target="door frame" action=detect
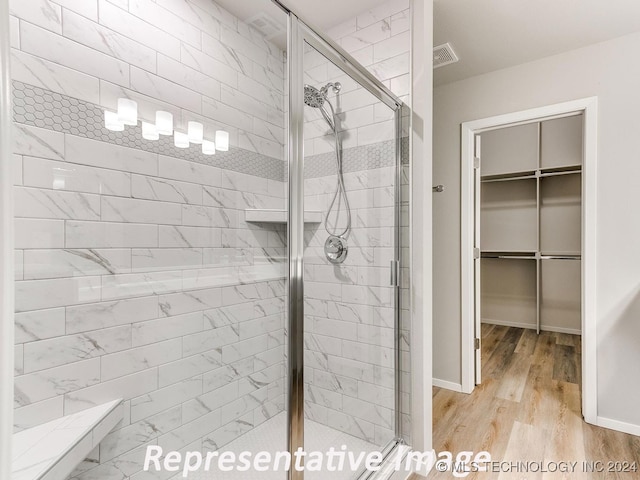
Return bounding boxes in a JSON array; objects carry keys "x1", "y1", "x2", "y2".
[{"x1": 460, "y1": 97, "x2": 598, "y2": 425}]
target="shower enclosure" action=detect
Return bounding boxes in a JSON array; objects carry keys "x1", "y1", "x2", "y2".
[{"x1": 6, "y1": 0, "x2": 409, "y2": 478}]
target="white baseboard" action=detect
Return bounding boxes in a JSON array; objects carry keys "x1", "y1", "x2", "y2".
[
  {"x1": 596, "y1": 416, "x2": 640, "y2": 437},
  {"x1": 433, "y1": 378, "x2": 464, "y2": 392},
  {"x1": 482, "y1": 318, "x2": 581, "y2": 336}
]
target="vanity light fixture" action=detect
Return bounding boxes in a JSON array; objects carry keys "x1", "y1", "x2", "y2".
[
  {"x1": 142, "y1": 122, "x2": 159, "y2": 141},
  {"x1": 188, "y1": 121, "x2": 204, "y2": 144},
  {"x1": 104, "y1": 110, "x2": 124, "y2": 131},
  {"x1": 156, "y1": 111, "x2": 174, "y2": 136},
  {"x1": 174, "y1": 131, "x2": 190, "y2": 149},
  {"x1": 202, "y1": 140, "x2": 216, "y2": 155},
  {"x1": 117, "y1": 98, "x2": 138, "y2": 126},
  {"x1": 215, "y1": 130, "x2": 229, "y2": 151}
]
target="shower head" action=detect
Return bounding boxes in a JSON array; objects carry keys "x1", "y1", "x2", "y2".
[
  {"x1": 304, "y1": 84, "x2": 325, "y2": 108},
  {"x1": 304, "y1": 82, "x2": 342, "y2": 109}
]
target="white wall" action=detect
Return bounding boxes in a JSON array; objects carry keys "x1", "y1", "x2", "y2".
[{"x1": 433, "y1": 30, "x2": 640, "y2": 430}]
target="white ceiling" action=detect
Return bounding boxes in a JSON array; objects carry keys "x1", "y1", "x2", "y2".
[{"x1": 434, "y1": 0, "x2": 640, "y2": 86}]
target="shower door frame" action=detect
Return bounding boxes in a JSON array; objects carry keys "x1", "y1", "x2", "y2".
[{"x1": 284, "y1": 7, "x2": 407, "y2": 480}]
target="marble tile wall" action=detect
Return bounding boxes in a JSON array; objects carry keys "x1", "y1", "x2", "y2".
[
  {"x1": 302, "y1": 0, "x2": 412, "y2": 445},
  {"x1": 10, "y1": 0, "x2": 289, "y2": 479}
]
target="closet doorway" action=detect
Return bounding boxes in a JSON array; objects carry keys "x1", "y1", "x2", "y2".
[{"x1": 460, "y1": 98, "x2": 598, "y2": 424}]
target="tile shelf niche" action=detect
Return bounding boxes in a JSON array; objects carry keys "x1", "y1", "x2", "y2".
[
  {"x1": 12, "y1": 400, "x2": 122, "y2": 480},
  {"x1": 244, "y1": 209, "x2": 323, "y2": 224}
]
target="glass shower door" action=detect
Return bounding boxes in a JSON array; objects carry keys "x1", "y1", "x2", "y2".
[{"x1": 290, "y1": 25, "x2": 403, "y2": 478}]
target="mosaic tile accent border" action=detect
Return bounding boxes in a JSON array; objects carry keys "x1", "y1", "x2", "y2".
[
  {"x1": 12, "y1": 81, "x2": 287, "y2": 182},
  {"x1": 303, "y1": 136, "x2": 409, "y2": 179},
  {"x1": 13, "y1": 82, "x2": 410, "y2": 183}
]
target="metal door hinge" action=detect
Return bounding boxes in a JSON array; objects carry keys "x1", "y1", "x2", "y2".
[
  {"x1": 475, "y1": 338, "x2": 480, "y2": 350},
  {"x1": 473, "y1": 248, "x2": 480, "y2": 259},
  {"x1": 474, "y1": 157, "x2": 480, "y2": 169},
  {"x1": 390, "y1": 260, "x2": 400, "y2": 287}
]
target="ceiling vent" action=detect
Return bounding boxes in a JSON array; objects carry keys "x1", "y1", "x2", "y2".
[
  {"x1": 246, "y1": 12, "x2": 285, "y2": 41},
  {"x1": 433, "y1": 42, "x2": 459, "y2": 69}
]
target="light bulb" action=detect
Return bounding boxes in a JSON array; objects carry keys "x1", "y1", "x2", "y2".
[
  {"x1": 117, "y1": 98, "x2": 137, "y2": 126},
  {"x1": 188, "y1": 121, "x2": 204, "y2": 144},
  {"x1": 202, "y1": 140, "x2": 216, "y2": 155},
  {"x1": 142, "y1": 122, "x2": 159, "y2": 141},
  {"x1": 215, "y1": 130, "x2": 229, "y2": 151},
  {"x1": 104, "y1": 110, "x2": 124, "y2": 131},
  {"x1": 174, "y1": 131, "x2": 190, "y2": 149},
  {"x1": 156, "y1": 111, "x2": 173, "y2": 136}
]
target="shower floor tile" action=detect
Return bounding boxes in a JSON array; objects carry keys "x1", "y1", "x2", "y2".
[{"x1": 189, "y1": 412, "x2": 379, "y2": 480}]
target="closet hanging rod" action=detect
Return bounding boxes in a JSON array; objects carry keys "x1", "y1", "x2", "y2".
[{"x1": 539, "y1": 255, "x2": 581, "y2": 260}]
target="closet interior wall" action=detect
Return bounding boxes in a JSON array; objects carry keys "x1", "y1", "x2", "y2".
[{"x1": 480, "y1": 114, "x2": 583, "y2": 335}]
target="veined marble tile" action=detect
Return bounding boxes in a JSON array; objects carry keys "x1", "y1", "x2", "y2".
[
  {"x1": 185, "y1": 0, "x2": 238, "y2": 30},
  {"x1": 65, "y1": 221, "x2": 158, "y2": 249},
  {"x1": 101, "y1": 196, "x2": 182, "y2": 225},
  {"x1": 182, "y1": 326, "x2": 239, "y2": 358},
  {"x1": 358, "y1": 381, "x2": 394, "y2": 409},
  {"x1": 13, "y1": 397, "x2": 64, "y2": 434},
  {"x1": 181, "y1": 381, "x2": 238, "y2": 424},
  {"x1": 15, "y1": 307, "x2": 66, "y2": 344},
  {"x1": 325, "y1": 18, "x2": 357, "y2": 42},
  {"x1": 100, "y1": 405, "x2": 182, "y2": 462},
  {"x1": 21, "y1": 21, "x2": 129, "y2": 87},
  {"x1": 15, "y1": 250, "x2": 23, "y2": 281},
  {"x1": 11, "y1": 49, "x2": 100, "y2": 104},
  {"x1": 101, "y1": 271, "x2": 183, "y2": 301},
  {"x1": 390, "y1": 9, "x2": 410, "y2": 36},
  {"x1": 64, "y1": 368, "x2": 158, "y2": 415},
  {"x1": 13, "y1": 154, "x2": 23, "y2": 185},
  {"x1": 97, "y1": 0, "x2": 180, "y2": 60},
  {"x1": 158, "y1": 349, "x2": 223, "y2": 388},
  {"x1": 130, "y1": 377, "x2": 202, "y2": 423},
  {"x1": 202, "y1": 95, "x2": 253, "y2": 132},
  {"x1": 342, "y1": 339, "x2": 393, "y2": 369},
  {"x1": 304, "y1": 332, "x2": 342, "y2": 357},
  {"x1": 158, "y1": 287, "x2": 221, "y2": 317},
  {"x1": 15, "y1": 275, "x2": 102, "y2": 312},
  {"x1": 327, "y1": 410, "x2": 375, "y2": 444},
  {"x1": 23, "y1": 248, "x2": 131, "y2": 279},
  {"x1": 343, "y1": 395, "x2": 393, "y2": 429},
  {"x1": 202, "y1": 412, "x2": 254, "y2": 451},
  {"x1": 200, "y1": 32, "x2": 250, "y2": 75},
  {"x1": 132, "y1": 311, "x2": 203, "y2": 346},
  {"x1": 356, "y1": 0, "x2": 408, "y2": 29},
  {"x1": 305, "y1": 282, "x2": 342, "y2": 302},
  {"x1": 159, "y1": 225, "x2": 220, "y2": 248},
  {"x1": 369, "y1": 52, "x2": 409, "y2": 83},
  {"x1": 131, "y1": 247, "x2": 202, "y2": 272},
  {"x1": 349, "y1": 227, "x2": 393, "y2": 248},
  {"x1": 158, "y1": 155, "x2": 221, "y2": 186},
  {"x1": 14, "y1": 344, "x2": 24, "y2": 375},
  {"x1": 23, "y1": 157, "x2": 131, "y2": 197},
  {"x1": 66, "y1": 296, "x2": 159, "y2": 334},
  {"x1": 23, "y1": 325, "x2": 131, "y2": 373},
  {"x1": 220, "y1": 25, "x2": 268, "y2": 66},
  {"x1": 180, "y1": 42, "x2": 238, "y2": 91},
  {"x1": 131, "y1": 174, "x2": 202, "y2": 205},
  {"x1": 62, "y1": 9, "x2": 156, "y2": 72},
  {"x1": 10, "y1": 0, "x2": 62, "y2": 34},
  {"x1": 157, "y1": 54, "x2": 221, "y2": 101},
  {"x1": 204, "y1": 302, "x2": 253, "y2": 329},
  {"x1": 14, "y1": 358, "x2": 101, "y2": 407},
  {"x1": 341, "y1": 19, "x2": 391, "y2": 53},
  {"x1": 130, "y1": 66, "x2": 202, "y2": 113},
  {"x1": 182, "y1": 266, "x2": 237, "y2": 290},
  {"x1": 304, "y1": 383, "x2": 342, "y2": 411},
  {"x1": 65, "y1": 135, "x2": 158, "y2": 176},
  {"x1": 202, "y1": 357, "x2": 253, "y2": 393},
  {"x1": 237, "y1": 21, "x2": 280, "y2": 58},
  {"x1": 9, "y1": 15, "x2": 20, "y2": 48},
  {"x1": 15, "y1": 187, "x2": 100, "y2": 221},
  {"x1": 313, "y1": 369, "x2": 358, "y2": 397},
  {"x1": 254, "y1": 345, "x2": 284, "y2": 372},
  {"x1": 220, "y1": 389, "x2": 266, "y2": 423},
  {"x1": 12, "y1": 124, "x2": 64, "y2": 160},
  {"x1": 342, "y1": 284, "x2": 394, "y2": 307},
  {"x1": 357, "y1": 119, "x2": 396, "y2": 146},
  {"x1": 221, "y1": 334, "x2": 268, "y2": 364},
  {"x1": 238, "y1": 364, "x2": 281, "y2": 396},
  {"x1": 158, "y1": 409, "x2": 220, "y2": 452},
  {"x1": 129, "y1": 0, "x2": 200, "y2": 48},
  {"x1": 101, "y1": 338, "x2": 182, "y2": 381},
  {"x1": 53, "y1": 0, "x2": 98, "y2": 20},
  {"x1": 355, "y1": 264, "x2": 394, "y2": 287},
  {"x1": 237, "y1": 314, "x2": 281, "y2": 341}
]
